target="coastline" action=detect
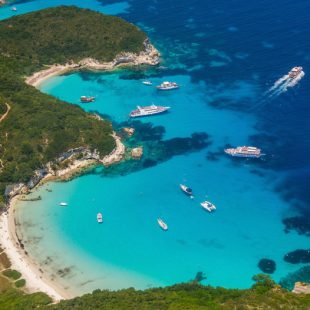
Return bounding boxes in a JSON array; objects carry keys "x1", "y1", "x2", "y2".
[
  {"x1": 26, "y1": 41, "x2": 160, "y2": 87},
  {"x1": 1, "y1": 37, "x2": 157, "y2": 302},
  {"x1": 0, "y1": 132, "x2": 126, "y2": 301},
  {"x1": 0, "y1": 197, "x2": 69, "y2": 301}
]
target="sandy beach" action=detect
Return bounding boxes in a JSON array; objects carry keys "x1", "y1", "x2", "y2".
[
  {"x1": 26, "y1": 42, "x2": 160, "y2": 87},
  {"x1": 0, "y1": 197, "x2": 69, "y2": 301},
  {"x1": 0, "y1": 132, "x2": 126, "y2": 301}
]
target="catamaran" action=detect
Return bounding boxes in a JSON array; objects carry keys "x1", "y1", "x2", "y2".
[{"x1": 201, "y1": 201, "x2": 216, "y2": 212}]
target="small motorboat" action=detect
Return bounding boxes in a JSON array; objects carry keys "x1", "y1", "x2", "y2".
[
  {"x1": 97, "y1": 213, "x2": 103, "y2": 223},
  {"x1": 80, "y1": 96, "x2": 95, "y2": 103},
  {"x1": 180, "y1": 184, "x2": 193, "y2": 197},
  {"x1": 142, "y1": 80, "x2": 152, "y2": 86},
  {"x1": 11, "y1": 7, "x2": 17, "y2": 12},
  {"x1": 157, "y1": 218, "x2": 168, "y2": 231},
  {"x1": 200, "y1": 201, "x2": 216, "y2": 212},
  {"x1": 59, "y1": 202, "x2": 68, "y2": 206}
]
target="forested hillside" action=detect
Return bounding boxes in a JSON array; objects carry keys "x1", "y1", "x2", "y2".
[{"x1": 0, "y1": 6, "x2": 148, "y2": 203}]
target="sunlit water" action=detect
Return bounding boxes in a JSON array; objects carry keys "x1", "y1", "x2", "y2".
[{"x1": 1, "y1": 0, "x2": 309, "y2": 296}]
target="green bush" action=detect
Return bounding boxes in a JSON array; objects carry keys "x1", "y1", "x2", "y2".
[
  {"x1": 2, "y1": 270, "x2": 21, "y2": 280},
  {"x1": 14, "y1": 279, "x2": 26, "y2": 288}
]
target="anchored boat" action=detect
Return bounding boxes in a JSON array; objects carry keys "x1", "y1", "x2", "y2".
[
  {"x1": 97, "y1": 212, "x2": 103, "y2": 223},
  {"x1": 157, "y1": 218, "x2": 168, "y2": 231},
  {"x1": 142, "y1": 80, "x2": 152, "y2": 86},
  {"x1": 201, "y1": 201, "x2": 216, "y2": 212},
  {"x1": 129, "y1": 104, "x2": 170, "y2": 118},
  {"x1": 80, "y1": 96, "x2": 95, "y2": 103},
  {"x1": 224, "y1": 146, "x2": 262, "y2": 158},
  {"x1": 156, "y1": 81, "x2": 179, "y2": 90},
  {"x1": 180, "y1": 184, "x2": 193, "y2": 197},
  {"x1": 59, "y1": 202, "x2": 68, "y2": 206}
]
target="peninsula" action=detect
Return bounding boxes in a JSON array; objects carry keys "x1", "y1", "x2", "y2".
[
  {"x1": 0, "y1": 5, "x2": 158, "y2": 300},
  {"x1": 0, "y1": 6, "x2": 159, "y2": 204}
]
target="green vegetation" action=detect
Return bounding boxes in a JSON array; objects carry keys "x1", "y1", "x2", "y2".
[
  {"x1": 0, "y1": 289, "x2": 52, "y2": 310},
  {"x1": 0, "y1": 6, "x2": 147, "y2": 76},
  {"x1": 0, "y1": 276, "x2": 310, "y2": 309},
  {"x1": 2, "y1": 269, "x2": 21, "y2": 280},
  {"x1": 0, "y1": 101, "x2": 7, "y2": 115},
  {"x1": 0, "y1": 6, "x2": 147, "y2": 201},
  {"x1": 14, "y1": 279, "x2": 26, "y2": 288}
]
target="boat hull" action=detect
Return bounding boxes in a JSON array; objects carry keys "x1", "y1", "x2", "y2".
[
  {"x1": 157, "y1": 86, "x2": 179, "y2": 91},
  {"x1": 130, "y1": 109, "x2": 169, "y2": 118}
]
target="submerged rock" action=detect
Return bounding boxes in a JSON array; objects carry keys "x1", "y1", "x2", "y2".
[
  {"x1": 131, "y1": 147, "x2": 143, "y2": 159},
  {"x1": 284, "y1": 249, "x2": 310, "y2": 264},
  {"x1": 258, "y1": 259, "x2": 276, "y2": 274}
]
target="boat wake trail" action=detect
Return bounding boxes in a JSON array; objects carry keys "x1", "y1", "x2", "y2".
[{"x1": 250, "y1": 67, "x2": 305, "y2": 111}]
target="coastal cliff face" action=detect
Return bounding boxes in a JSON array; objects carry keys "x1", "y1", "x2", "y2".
[{"x1": 0, "y1": 6, "x2": 156, "y2": 204}]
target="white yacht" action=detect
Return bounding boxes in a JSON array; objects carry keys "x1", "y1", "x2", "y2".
[
  {"x1": 59, "y1": 202, "x2": 68, "y2": 206},
  {"x1": 129, "y1": 105, "x2": 170, "y2": 118}
]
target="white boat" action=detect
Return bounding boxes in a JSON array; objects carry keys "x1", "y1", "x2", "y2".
[
  {"x1": 157, "y1": 218, "x2": 168, "y2": 231},
  {"x1": 288, "y1": 66, "x2": 303, "y2": 79},
  {"x1": 80, "y1": 96, "x2": 95, "y2": 103},
  {"x1": 200, "y1": 201, "x2": 216, "y2": 212},
  {"x1": 180, "y1": 184, "x2": 193, "y2": 197},
  {"x1": 11, "y1": 7, "x2": 17, "y2": 12},
  {"x1": 224, "y1": 146, "x2": 262, "y2": 158},
  {"x1": 97, "y1": 213, "x2": 103, "y2": 223},
  {"x1": 129, "y1": 104, "x2": 170, "y2": 118},
  {"x1": 59, "y1": 202, "x2": 68, "y2": 206},
  {"x1": 157, "y1": 81, "x2": 179, "y2": 90},
  {"x1": 142, "y1": 80, "x2": 152, "y2": 86}
]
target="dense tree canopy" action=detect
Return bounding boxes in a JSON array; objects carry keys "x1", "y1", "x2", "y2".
[{"x1": 0, "y1": 6, "x2": 147, "y2": 201}]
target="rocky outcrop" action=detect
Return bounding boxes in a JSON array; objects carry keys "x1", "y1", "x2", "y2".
[
  {"x1": 123, "y1": 127, "x2": 135, "y2": 137},
  {"x1": 293, "y1": 282, "x2": 310, "y2": 294},
  {"x1": 131, "y1": 147, "x2": 143, "y2": 159}
]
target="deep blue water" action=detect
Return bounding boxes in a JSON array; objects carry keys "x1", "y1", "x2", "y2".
[{"x1": 1, "y1": 0, "x2": 310, "y2": 295}]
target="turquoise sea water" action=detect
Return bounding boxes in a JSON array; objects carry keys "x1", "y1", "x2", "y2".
[{"x1": 2, "y1": 0, "x2": 310, "y2": 296}]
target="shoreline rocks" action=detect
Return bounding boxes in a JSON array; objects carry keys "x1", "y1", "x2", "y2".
[
  {"x1": 26, "y1": 39, "x2": 160, "y2": 87},
  {"x1": 131, "y1": 147, "x2": 143, "y2": 159}
]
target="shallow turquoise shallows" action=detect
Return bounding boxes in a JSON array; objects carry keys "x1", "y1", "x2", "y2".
[{"x1": 4, "y1": 0, "x2": 310, "y2": 297}]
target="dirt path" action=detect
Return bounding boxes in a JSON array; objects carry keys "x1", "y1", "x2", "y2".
[{"x1": 0, "y1": 103, "x2": 11, "y2": 124}]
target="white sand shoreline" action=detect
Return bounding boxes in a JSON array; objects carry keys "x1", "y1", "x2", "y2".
[
  {"x1": 26, "y1": 42, "x2": 160, "y2": 87},
  {"x1": 0, "y1": 132, "x2": 126, "y2": 301},
  {"x1": 0, "y1": 198, "x2": 69, "y2": 301}
]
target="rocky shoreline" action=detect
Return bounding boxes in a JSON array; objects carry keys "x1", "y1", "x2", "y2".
[{"x1": 26, "y1": 39, "x2": 160, "y2": 87}]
